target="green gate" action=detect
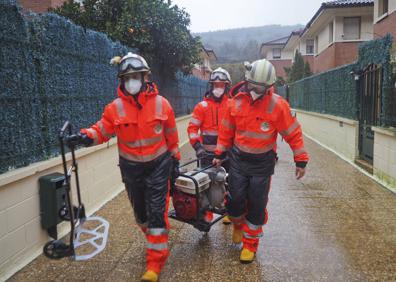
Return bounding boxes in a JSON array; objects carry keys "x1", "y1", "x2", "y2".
[{"x1": 357, "y1": 64, "x2": 382, "y2": 164}]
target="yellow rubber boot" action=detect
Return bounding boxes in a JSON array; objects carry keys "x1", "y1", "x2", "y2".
[
  {"x1": 222, "y1": 215, "x2": 231, "y2": 225},
  {"x1": 232, "y1": 227, "x2": 243, "y2": 244},
  {"x1": 141, "y1": 270, "x2": 159, "y2": 282},
  {"x1": 240, "y1": 248, "x2": 255, "y2": 264}
]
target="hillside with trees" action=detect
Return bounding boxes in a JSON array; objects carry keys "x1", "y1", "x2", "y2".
[{"x1": 196, "y1": 24, "x2": 304, "y2": 63}]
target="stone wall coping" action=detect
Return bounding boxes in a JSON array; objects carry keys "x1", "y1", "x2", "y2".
[
  {"x1": 0, "y1": 114, "x2": 192, "y2": 188},
  {"x1": 176, "y1": 114, "x2": 192, "y2": 123},
  {"x1": 0, "y1": 138, "x2": 118, "y2": 188},
  {"x1": 294, "y1": 109, "x2": 358, "y2": 126},
  {"x1": 372, "y1": 126, "x2": 396, "y2": 137}
]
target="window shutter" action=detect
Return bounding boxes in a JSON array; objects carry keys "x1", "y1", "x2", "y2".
[{"x1": 343, "y1": 17, "x2": 360, "y2": 40}]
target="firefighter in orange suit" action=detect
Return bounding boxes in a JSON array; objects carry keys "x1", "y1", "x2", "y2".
[
  {"x1": 76, "y1": 53, "x2": 180, "y2": 282},
  {"x1": 213, "y1": 59, "x2": 309, "y2": 263},
  {"x1": 187, "y1": 67, "x2": 232, "y2": 224}
]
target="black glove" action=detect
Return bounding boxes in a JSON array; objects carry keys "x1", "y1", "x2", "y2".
[
  {"x1": 193, "y1": 142, "x2": 207, "y2": 158},
  {"x1": 66, "y1": 133, "x2": 93, "y2": 147},
  {"x1": 171, "y1": 158, "x2": 180, "y2": 180},
  {"x1": 170, "y1": 158, "x2": 180, "y2": 194}
]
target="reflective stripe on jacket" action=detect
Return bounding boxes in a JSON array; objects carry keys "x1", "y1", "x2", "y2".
[
  {"x1": 81, "y1": 83, "x2": 180, "y2": 161},
  {"x1": 215, "y1": 82, "x2": 309, "y2": 163},
  {"x1": 187, "y1": 94, "x2": 228, "y2": 152}
]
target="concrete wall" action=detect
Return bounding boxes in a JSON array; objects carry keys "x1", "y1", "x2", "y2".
[
  {"x1": 295, "y1": 109, "x2": 359, "y2": 161},
  {"x1": 296, "y1": 110, "x2": 396, "y2": 193},
  {"x1": 372, "y1": 127, "x2": 396, "y2": 192},
  {"x1": 0, "y1": 115, "x2": 191, "y2": 281}
]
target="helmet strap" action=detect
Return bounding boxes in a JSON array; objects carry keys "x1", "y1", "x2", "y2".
[{"x1": 139, "y1": 74, "x2": 146, "y2": 93}]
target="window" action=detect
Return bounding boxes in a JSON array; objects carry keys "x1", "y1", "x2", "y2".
[
  {"x1": 343, "y1": 17, "x2": 361, "y2": 40},
  {"x1": 315, "y1": 36, "x2": 318, "y2": 54},
  {"x1": 306, "y1": 39, "x2": 314, "y2": 54},
  {"x1": 272, "y1": 48, "x2": 281, "y2": 59},
  {"x1": 378, "y1": 0, "x2": 389, "y2": 17},
  {"x1": 329, "y1": 21, "x2": 334, "y2": 44}
]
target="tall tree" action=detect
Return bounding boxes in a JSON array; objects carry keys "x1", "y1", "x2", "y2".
[
  {"x1": 52, "y1": 0, "x2": 201, "y2": 78},
  {"x1": 303, "y1": 61, "x2": 312, "y2": 77},
  {"x1": 284, "y1": 50, "x2": 311, "y2": 82}
]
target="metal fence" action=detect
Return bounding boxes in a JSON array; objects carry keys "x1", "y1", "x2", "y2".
[{"x1": 0, "y1": 0, "x2": 207, "y2": 174}]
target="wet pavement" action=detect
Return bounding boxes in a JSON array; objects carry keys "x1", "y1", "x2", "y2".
[{"x1": 9, "y1": 137, "x2": 396, "y2": 281}]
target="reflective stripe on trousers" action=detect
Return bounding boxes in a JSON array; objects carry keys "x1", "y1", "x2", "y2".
[{"x1": 147, "y1": 242, "x2": 168, "y2": 251}]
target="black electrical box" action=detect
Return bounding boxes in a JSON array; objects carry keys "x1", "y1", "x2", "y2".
[{"x1": 39, "y1": 172, "x2": 67, "y2": 239}]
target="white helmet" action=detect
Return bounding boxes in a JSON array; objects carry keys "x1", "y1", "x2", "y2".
[
  {"x1": 244, "y1": 59, "x2": 276, "y2": 86},
  {"x1": 209, "y1": 67, "x2": 232, "y2": 84},
  {"x1": 110, "y1": 52, "x2": 150, "y2": 78}
]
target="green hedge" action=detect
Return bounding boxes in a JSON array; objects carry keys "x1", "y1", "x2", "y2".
[
  {"x1": 0, "y1": 0, "x2": 207, "y2": 174},
  {"x1": 288, "y1": 35, "x2": 395, "y2": 126},
  {"x1": 288, "y1": 64, "x2": 357, "y2": 119}
]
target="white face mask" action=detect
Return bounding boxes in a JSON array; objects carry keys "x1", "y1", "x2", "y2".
[
  {"x1": 125, "y1": 78, "x2": 142, "y2": 95},
  {"x1": 212, "y1": 87, "x2": 224, "y2": 98},
  {"x1": 250, "y1": 90, "x2": 262, "y2": 101}
]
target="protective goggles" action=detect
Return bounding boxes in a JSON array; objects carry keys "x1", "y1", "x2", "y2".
[
  {"x1": 119, "y1": 57, "x2": 147, "y2": 72},
  {"x1": 210, "y1": 72, "x2": 229, "y2": 82},
  {"x1": 247, "y1": 82, "x2": 270, "y2": 94}
]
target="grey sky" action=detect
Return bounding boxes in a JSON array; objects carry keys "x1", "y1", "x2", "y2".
[{"x1": 171, "y1": 0, "x2": 325, "y2": 33}]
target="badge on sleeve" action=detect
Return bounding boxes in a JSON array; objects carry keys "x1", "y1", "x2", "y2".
[
  {"x1": 154, "y1": 123, "x2": 163, "y2": 134},
  {"x1": 260, "y1": 122, "x2": 270, "y2": 132}
]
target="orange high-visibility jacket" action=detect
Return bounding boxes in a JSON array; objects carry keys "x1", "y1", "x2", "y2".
[
  {"x1": 215, "y1": 83, "x2": 309, "y2": 163},
  {"x1": 187, "y1": 94, "x2": 228, "y2": 152},
  {"x1": 81, "y1": 83, "x2": 180, "y2": 162}
]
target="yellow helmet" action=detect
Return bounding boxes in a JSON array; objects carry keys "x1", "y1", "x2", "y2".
[{"x1": 244, "y1": 59, "x2": 276, "y2": 86}]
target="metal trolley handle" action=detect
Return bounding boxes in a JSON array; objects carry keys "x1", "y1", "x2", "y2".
[{"x1": 43, "y1": 121, "x2": 109, "y2": 261}]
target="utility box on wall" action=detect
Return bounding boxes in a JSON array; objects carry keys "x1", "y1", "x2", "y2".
[{"x1": 39, "y1": 172, "x2": 67, "y2": 239}]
